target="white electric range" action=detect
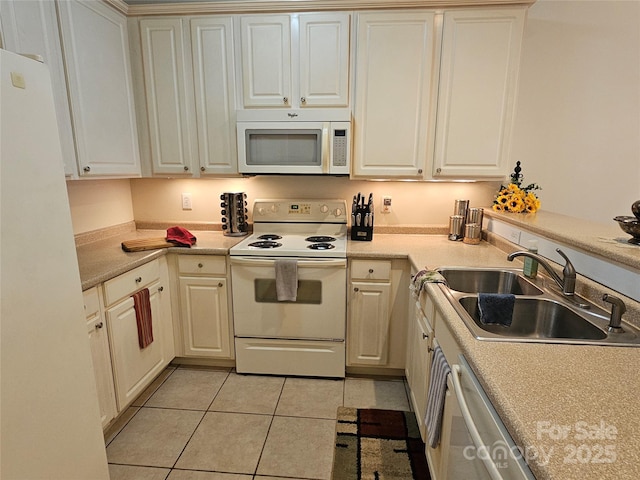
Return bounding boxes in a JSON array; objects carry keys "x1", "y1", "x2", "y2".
[{"x1": 229, "y1": 199, "x2": 348, "y2": 378}]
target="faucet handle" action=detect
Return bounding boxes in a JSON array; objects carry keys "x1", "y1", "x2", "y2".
[
  {"x1": 555, "y1": 248, "x2": 576, "y2": 295},
  {"x1": 556, "y1": 248, "x2": 576, "y2": 276},
  {"x1": 602, "y1": 293, "x2": 626, "y2": 332}
]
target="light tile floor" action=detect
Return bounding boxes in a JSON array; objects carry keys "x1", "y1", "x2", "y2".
[{"x1": 106, "y1": 365, "x2": 411, "y2": 480}]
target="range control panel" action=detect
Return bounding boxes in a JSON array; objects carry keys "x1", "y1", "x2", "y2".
[{"x1": 253, "y1": 199, "x2": 347, "y2": 223}]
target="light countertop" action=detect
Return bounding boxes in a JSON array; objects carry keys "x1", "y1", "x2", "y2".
[{"x1": 77, "y1": 230, "x2": 640, "y2": 479}]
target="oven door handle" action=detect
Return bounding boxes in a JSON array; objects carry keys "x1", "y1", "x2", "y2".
[
  {"x1": 451, "y1": 364, "x2": 505, "y2": 480},
  {"x1": 230, "y1": 257, "x2": 347, "y2": 268}
]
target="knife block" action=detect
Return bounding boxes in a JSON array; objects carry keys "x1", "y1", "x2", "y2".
[{"x1": 350, "y1": 206, "x2": 373, "y2": 241}]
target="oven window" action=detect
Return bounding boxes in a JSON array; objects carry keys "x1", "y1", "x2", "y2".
[
  {"x1": 245, "y1": 129, "x2": 321, "y2": 167},
  {"x1": 254, "y1": 279, "x2": 322, "y2": 304}
]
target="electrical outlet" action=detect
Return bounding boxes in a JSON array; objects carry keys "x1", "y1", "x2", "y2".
[
  {"x1": 381, "y1": 196, "x2": 392, "y2": 213},
  {"x1": 181, "y1": 193, "x2": 192, "y2": 210}
]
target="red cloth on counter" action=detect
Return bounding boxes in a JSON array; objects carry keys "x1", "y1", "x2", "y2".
[
  {"x1": 166, "y1": 226, "x2": 197, "y2": 247},
  {"x1": 132, "y1": 288, "x2": 153, "y2": 349}
]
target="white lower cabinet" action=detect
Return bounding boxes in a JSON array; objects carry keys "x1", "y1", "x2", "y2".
[
  {"x1": 405, "y1": 292, "x2": 435, "y2": 440},
  {"x1": 347, "y1": 259, "x2": 408, "y2": 369},
  {"x1": 176, "y1": 255, "x2": 234, "y2": 359},
  {"x1": 103, "y1": 258, "x2": 173, "y2": 411},
  {"x1": 83, "y1": 287, "x2": 117, "y2": 428}
]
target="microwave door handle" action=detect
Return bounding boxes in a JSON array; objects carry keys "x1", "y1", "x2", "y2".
[
  {"x1": 322, "y1": 123, "x2": 330, "y2": 174},
  {"x1": 451, "y1": 364, "x2": 505, "y2": 480}
]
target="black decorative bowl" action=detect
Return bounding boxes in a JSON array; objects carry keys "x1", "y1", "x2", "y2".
[{"x1": 614, "y1": 215, "x2": 640, "y2": 245}]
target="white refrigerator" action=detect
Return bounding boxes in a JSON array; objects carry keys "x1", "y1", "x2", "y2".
[{"x1": 0, "y1": 49, "x2": 109, "y2": 478}]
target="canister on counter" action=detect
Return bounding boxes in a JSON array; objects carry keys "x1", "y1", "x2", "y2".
[
  {"x1": 463, "y1": 223, "x2": 482, "y2": 245},
  {"x1": 448, "y1": 215, "x2": 465, "y2": 241},
  {"x1": 466, "y1": 207, "x2": 484, "y2": 227},
  {"x1": 454, "y1": 199, "x2": 469, "y2": 217}
]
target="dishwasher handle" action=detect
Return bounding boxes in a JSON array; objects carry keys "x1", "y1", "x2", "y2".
[{"x1": 451, "y1": 364, "x2": 505, "y2": 480}]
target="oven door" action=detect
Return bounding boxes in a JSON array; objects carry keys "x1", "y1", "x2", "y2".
[{"x1": 230, "y1": 256, "x2": 347, "y2": 340}]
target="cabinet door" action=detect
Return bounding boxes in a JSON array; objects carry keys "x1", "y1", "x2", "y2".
[
  {"x1": 87, "y1": 315, "x2": 117, "y2": 428},
  {"x1": 240, "y1": 15, "x2": 291, "y2": 107},
  {"x1": 140, "y1": 18, "x2": 196, "y2": 175},
  {"x1": 353, "y1": 11, "x2": 437, "y2": 178},
  {"x1": 411, "y1": 310, "x2": 433, "y2": 440},
  {"x1": 348, "y1": 281, "x2": 391, "y2": 366},
  {"x1": 298, "y1": 13, "x2": 350, "y2": 107},
  {"x1": 106, "y1": 282, "x2": 165, "y2": 410},
  {"x1": 433, "y1": 8, "x2": 525, "y2": 178},
  {"x1": 179, "y1": 276, "x2": 232, "y2": 358},
  {"x1": 191, "y1": 17, "x2": 238, "y2": 175},
  {"x1": 0, "y1": 0, "x2": 77, "y2": 177},
  {"x1": 57, "y1": 0, "x2": 140, "y2": 176}
]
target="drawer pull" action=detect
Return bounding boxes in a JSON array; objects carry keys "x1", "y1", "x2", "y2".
[
  {"x1": 422, "y1": 333, "x2": 429, "y2": 340},
  {"x1": 198, "y1": 263, "x2": 204, "y2": 268},
  {"x1": 158, "y1": 286, "x2": 164, "y2": 292},
  {"x1": 95, "y1": 322, "x2": 103, "y2": 330},
  {"x1": 135, "y1": 277, "x2": 142, "y2": 283},
  {"x1": 354, "y1": 287, "x2": 359, "y2": 292},
  {"x1": 218, "y1": 282, "x2": 223, "y2": 288},
  {"x1": 369, "y1": 268, "x2": 374, "y2": 274}
]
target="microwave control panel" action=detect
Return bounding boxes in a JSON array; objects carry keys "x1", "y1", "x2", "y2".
[{"x1": 332, "y1": 129, "x2": 348, "y2": 167}]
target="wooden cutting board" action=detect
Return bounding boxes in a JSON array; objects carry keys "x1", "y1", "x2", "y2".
[{"x1": 121, "y1": 237, "x2": 174, "y2": 252}]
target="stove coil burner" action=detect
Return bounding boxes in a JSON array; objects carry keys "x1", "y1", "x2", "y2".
[
  {"x1": 305, "y1": 236, "x2": 336, "y2": 243},
  {"x1": 248, "y1": 241, "x2": 282, "y2": 249},
  {"x1": 258, "y1": 234, "x2": 283, "y2": 241},
  {"x1": 307, "y1": 242, "x2": 335, "y2": 250}
]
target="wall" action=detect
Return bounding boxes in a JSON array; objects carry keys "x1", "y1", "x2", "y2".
[
  {"x1": 130, "y1": 177, "x2": 498, "y2": 227},
  {"x1": 511, "y1": 0, "x2": 640, "y2": 224},
  {"x1": 66, "y1": 179, "x2": 134, "y2": 234}
]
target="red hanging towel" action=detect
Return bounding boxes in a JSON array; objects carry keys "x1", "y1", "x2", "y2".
[{"x1": 132, "y1": 288, "x2": 153, "y2": 349}]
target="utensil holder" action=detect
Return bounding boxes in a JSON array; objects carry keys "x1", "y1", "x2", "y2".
[
  {"x1": 220, "y1": 192, "x2": 248, "y2": 237},
  {"x1": 351, "y1": 206, "x2": 373, "y2": 241}
]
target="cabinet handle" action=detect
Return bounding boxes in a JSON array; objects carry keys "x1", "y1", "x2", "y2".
[
  {"x1": 283, "y1": 97, "x2": 288, "y2": 104},
  {"x1": 198, "y1": 263, "x2": 203, "y2": 268},
  {"x1": 418, "y1": 169, "x2": 423, "y2": 174},
  {"x1": 183, "y1": 166, "x2": 189, "y2": 171},
  {"x1": 83, "y1": 166, "x2": 91, "y2": 172},
  {"x1": 300, "y1": 97, "x2": 306, "y2": 104},
  {"x1": 368, "y1": 268, "x2": 374, "y2": 274},
  {"x1": 428, "y1": 346, "x2": 434, "y2": 353},
  {"x1": 158, "y1": 286, "x2": 164, "y2": 292},
  {"x1": 218, "y1": 282, "x2": 223, "y2": 287},
  {"x1": 200, "y1": 166, "x2": 205, "y2": 172},
  {"x1": 435, "y1": 167, "x2": 441, "y2": 175},
  {"x1": 95, "y1": 322, "x2": 103, "y2": 330},
  {"x1": 354, "y1": 287, "x2": 359, "y2": 292},
  {"x1": 422, "y1": 333, "x2": 428, "y2": 340},
  {"x1": 135, "y1": 277, "x2": 142, "y2": 283}
]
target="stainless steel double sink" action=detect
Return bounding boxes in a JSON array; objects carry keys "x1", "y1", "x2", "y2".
[{"x1": 436, "y1": 267, "x2": 640, "y2": 347}]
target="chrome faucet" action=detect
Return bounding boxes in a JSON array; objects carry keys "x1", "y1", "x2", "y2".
[
  {"x1": 507, "y1": 248, "x2": 577, "y2": 296},
  {"x1": 602, "y1": 294, "x2": 627, "y2": 332}
]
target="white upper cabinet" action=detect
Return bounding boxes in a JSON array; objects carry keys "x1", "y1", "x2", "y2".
[
  {"x1": 298, "y1": 13, "x2": 350, "y2": 107},
  {"x1": 239, "y1": 13, "x2": 350, "y2": 109},
  {"x1": 133, "y1": 15, "x2": 237, "y2": 176},
  {"x1": 352, "y1": 11, "x2": 438, "y2": 178},
  {"x1": 432, "y1": 8, "x2": 525, "y2": 178},
  {"x1": 57, "y1": 0, "x2": 141, "y2": 177},
  {"x1": 240, "y1": 15, "x2": 291, "y2": 108},
  {"x1": 0, "y1": 0, "x2": 78, "y2": 177},
  {"x1": 139, "y1": 17, "x2": 196, "y2": 175},
  {"x1": 191, "y1": 17, "x2": 238, "y2": 175}
]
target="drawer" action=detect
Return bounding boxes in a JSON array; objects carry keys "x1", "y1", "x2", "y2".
[
  {"x1": 103, "y1": 260, "x2": 160, "y2": 307},
  {"x1": 350, "y1": 260, "x2": 391, "y2": 281},
  {"x1": 82, "y1": 287, "x2": 100, "y2": 320},
  {"x1": 177, "y1": 255, "x2": 226, "y2": 275}
]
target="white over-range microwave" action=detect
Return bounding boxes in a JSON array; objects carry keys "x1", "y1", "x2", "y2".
[{"x1": 236, "y1": 110, "x2": 351, "y2": 175}]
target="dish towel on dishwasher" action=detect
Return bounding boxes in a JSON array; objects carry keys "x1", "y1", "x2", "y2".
[
  {"x1": 425, "y1": 345, "x2": 451, "y2": 448},
  {"x1": 275, "y1": 259, "x2": 298, "y2": 302},
  {"x1": 132, "y1": 288, "x2": 154, "y2": 349}
]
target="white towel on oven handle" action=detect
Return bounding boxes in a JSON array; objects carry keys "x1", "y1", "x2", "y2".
[{"x1": 275, "y1": 259, "x2": 298, "y2": 301}]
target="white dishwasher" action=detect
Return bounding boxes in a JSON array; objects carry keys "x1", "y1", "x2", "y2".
[{"x1": 441, "y1": 356, "x2": 536, "y2": 480}]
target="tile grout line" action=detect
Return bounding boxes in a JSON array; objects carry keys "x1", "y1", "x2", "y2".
[{"x1": 251, "y1": 376, "x2": 288, "y2": 477}]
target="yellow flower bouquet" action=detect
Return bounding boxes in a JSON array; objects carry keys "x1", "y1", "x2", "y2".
[{"x1": 493, "y1": 161, "x2": 541, "y2": 214}]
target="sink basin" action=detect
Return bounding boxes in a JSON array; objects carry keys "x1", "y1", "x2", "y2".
[
  {"x1": 458, "y1": 296, "x2": 607, "y2": 341},
  {"x1": 437, "y1": 268, "x2": 543, "y2": 295}
]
